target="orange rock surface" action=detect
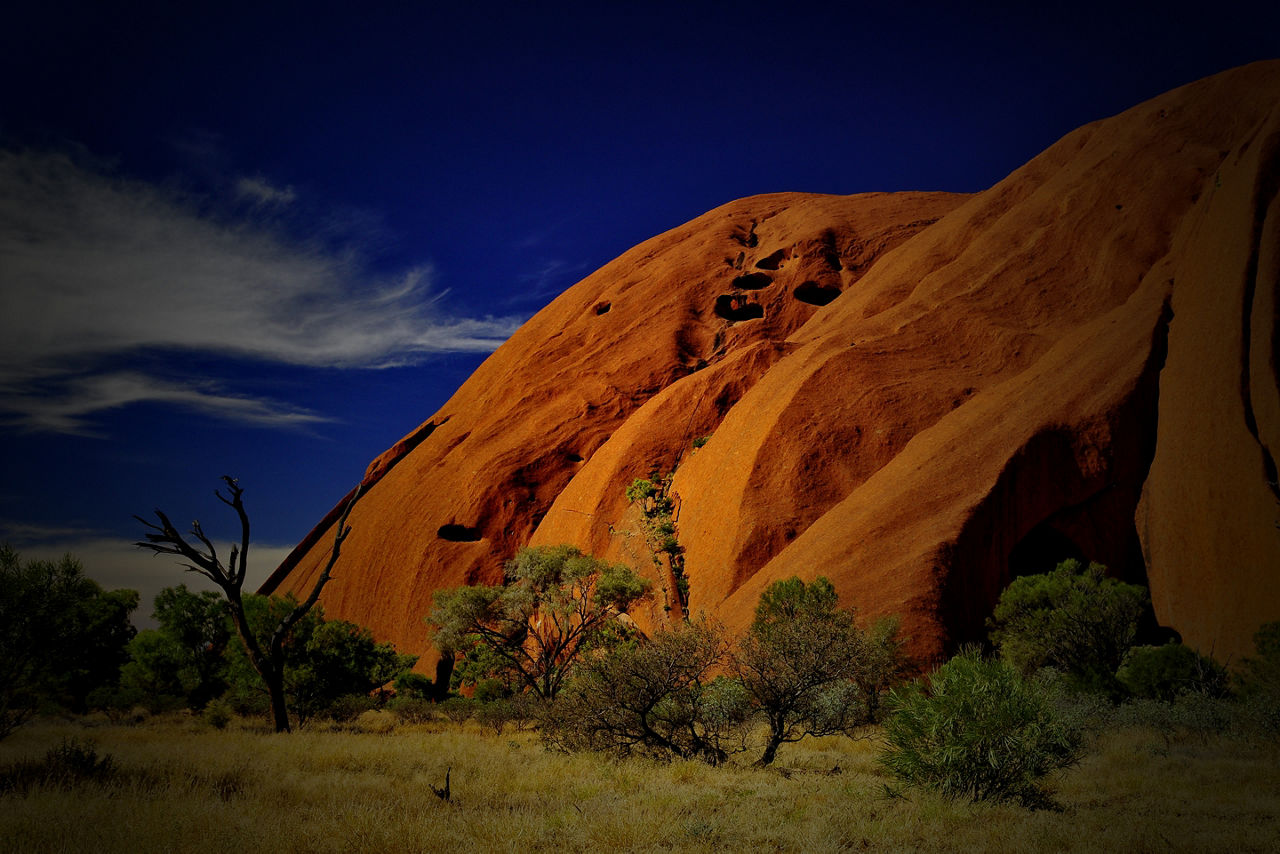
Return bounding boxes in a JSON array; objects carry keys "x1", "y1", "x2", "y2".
[{"x1": 264, "y1": 62, "x2": 1280, "y2": 666}]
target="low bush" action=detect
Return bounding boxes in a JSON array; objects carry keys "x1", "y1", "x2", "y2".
[
  {"x1": 351, "y1": 709, "x2": 397, "y2": 734},
  {"x1": 1236, "y1": 620, "x2": 1280, "y2": 736},
  {"x1": 1117, "y1": 643, "x2": 1228, "y2": 702},
  {"x1": 387, "y1": 696, "x2": 435, "y2": 725},
  {"x1": 0, "y1": 738, "x2": 118, "y2": 795},
  {"x1": 393, "y1": 672, "x2": 434, "y2": 700},
  {"x1": 438, "y1": 697, "x2": 478, "y2": 724},
  {"x1": 542, "y1": 620, "x2": 749, "y2": 764},
  {"x1": 201, "y1": 698, "x2": 233, "y2": 730},
  {"x1": 880, "y1": 649, "x2": 1081, "y2": 807},
  {"x1": 326, "y1": 693, "x2": 377, "y2": 723}
]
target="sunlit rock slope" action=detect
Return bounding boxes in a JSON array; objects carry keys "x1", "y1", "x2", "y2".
[{"x1": 264, "y1": 62, "x2": 1280, "y2": 666}]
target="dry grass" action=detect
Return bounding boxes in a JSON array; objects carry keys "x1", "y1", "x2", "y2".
[{"x1": 0, "y1": 715, "x2": 1277, "y2": 853}]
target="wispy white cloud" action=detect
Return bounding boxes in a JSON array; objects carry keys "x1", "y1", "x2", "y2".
[
  {"x1": 0, "y1": 371, "x2": 333, "y2": 436},
  {"x1": 0, "y1": 148, "x2": 524, "y2": 434},
  {"x1": 235, "y1": 175, "x2": 297, "y2": 207}
]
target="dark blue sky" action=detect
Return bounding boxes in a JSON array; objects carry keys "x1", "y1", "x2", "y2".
[{"x1": 2, "y1": 1, "x2": 1277, "y2": 613}]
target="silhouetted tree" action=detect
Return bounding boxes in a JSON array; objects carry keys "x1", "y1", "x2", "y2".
[
  {"x1": 0, "y1": 545, "x2": 137, "y2": 738},
  {"x1": 117, "y1": 584, "x2": 231, "y2": 711},
  {"x1": 136, "y1": 476, "x2": 361, "y2": 732}
]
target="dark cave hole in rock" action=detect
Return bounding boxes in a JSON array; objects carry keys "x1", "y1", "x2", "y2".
[
  {"x1": 437, "y1": 524, "x2": 483, "y2": 542},
  {"x1": 567, "y1": 452, "x2": 584, "y2": 463},
  {"x1": 594, "y1": 301, "x2": 612, "y2": 315},
  {"x1": 732, "y1": 272, "x2": 773, "y2": 290},
  {"x1": 754, "y1": 249, "x2": 789, "y2": 270},
  {"x1": 822, "y1": 249, "x2": 843, "y2": 271},
  {"x1": 714, "y1": 294, "x2": 765, "y2": 321},
  {"x1": 1007, "y1": 522, "x2": 1086, "y2": 580},
  {"x1": 794, "y1": 281, "x2": 842, "y2": 306}
]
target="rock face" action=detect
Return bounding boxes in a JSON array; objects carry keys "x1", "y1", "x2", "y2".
[{"x1": 264, "y1": 62, "x2": 1280, "y2": 666}]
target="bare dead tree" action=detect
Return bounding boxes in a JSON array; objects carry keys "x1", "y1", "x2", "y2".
[{"x1": 135, "y1": 476, "x2": 361, "y2": 733}]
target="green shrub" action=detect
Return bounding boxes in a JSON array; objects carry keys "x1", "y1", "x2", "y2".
[
  {"x1": 473, "y1": 697, "x2": 536, "y2": 734},
  {"x1": 393, "y1": 671, "x2": 434, "y2": 700},
  {"x1": 734, "y1": 576, "x2": 901, "y2": 766},
  {"x1": 881, "y1": 649, "x2": 1081, "y2": 807},
  {"x1": 428, "y1": 545, "x2": 649, "y2": 700},
  {"x1": 201, "y1": 698, "x2": 233, "y2": 729},
  {"x1": 326, "y1": 693, "x2": 377, "y2": 722},
  {"x1": 1117, "y1": 643, "x2": 1228, "y2": 702},
  {"x1": 988, "y1": 559, "x2": 1148, "y2": 696},
  {"x1": 0, "y1": 739, "x2": 118, "y2": 795},
  {"x1": 541, "y1": 620, "x2": 746, "y2": 764},
  {"x1": 625, "y1": 478, "x2": 657, "y2": 504},
  {"x1": 1238, "y1": 621, "x2": 1280, "y2": 696},
  {"x1": 438, "y1": 696, "x2": 478, "y2": 724},
  {"x1": 387, "y1": 696, "x2": 435, "y2": 725}
]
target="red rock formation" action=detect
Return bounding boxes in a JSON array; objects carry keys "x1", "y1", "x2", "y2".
[{"x1": 265, "y1": 62, "x2": 1280, "y2": 666}]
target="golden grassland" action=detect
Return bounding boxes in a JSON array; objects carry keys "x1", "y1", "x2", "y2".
[{"x1": 1, "y1": 714, "x2": 1277, "y2": 853}]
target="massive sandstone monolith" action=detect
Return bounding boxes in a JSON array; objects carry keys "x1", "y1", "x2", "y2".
[{"x1": 264, "y1": 62, "x2": 1280, "y2": 667}]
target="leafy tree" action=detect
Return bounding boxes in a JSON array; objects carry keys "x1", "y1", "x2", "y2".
[
  {"x1": 1116, "y1": 643, "x2": 1229, "y2": 702},
  {"x1": 136, "y1": 476, "x2": 362, "y2": 732},
  {"x1": 52, "y1": 584, "x2": 138, "y2": 714},
  {"x1": 733, "y1": 576, "x2": 903, "y2": 765},
  {"x1": 219, "y1": 593, "x2": 415, "y2": 722},
  {"x1": 988, "y1": 559, "x2": 1148, "y2": 695},
  {"x1": 881, "y1": 648, "x2": 1081, "y2": 807},
  {"x1": 0, "y1": 545, "x2": 138, "y2": 737},
  {"x1": 116, "y1": 631, "x2": 193, "y2": 712},
  {"x1": 427, "y1": 544, "x2": 650, "y2": 700},
  {"x1": 393, "y1": 671, "x2": 434, "y2": 700},
  {"x1": 117, "y1": 585, "x2": 230, "y2": 711},
  {"x1": 541, "y1": 619, "x2": 750, "y2": 763},
  {"x1": 288, "y1": 617, "x2": 417, "y2": 721}
]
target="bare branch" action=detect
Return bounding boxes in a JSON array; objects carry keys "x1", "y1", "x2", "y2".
[
  {"x1": 272, "y1": 484, "x2": 363, "y2": 647},
  {"x1": 134, "y1": 510, "x2": 229, "y2": 587},
  {"x1": 217, "y1": 476, "x2": 251, "y2": 587}
]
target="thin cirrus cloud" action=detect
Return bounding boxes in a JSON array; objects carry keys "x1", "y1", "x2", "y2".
[
  {"x1": 2, "y1": 371, "x2": 334, "y2": 437},
  {"x1": 0, "y1": 148, "x2": 523, "y2": 435}
]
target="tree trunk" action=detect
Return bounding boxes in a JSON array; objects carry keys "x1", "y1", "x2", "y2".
[
  {"x1": 757, "y1": 719, "x2": 785, "y2": 766},
  {"x1": 265, "y1": 666, "x2": 291, "y2": 733},
  {"x1": 431, "y1": 653, "x2": 454, "y2": 703},
  {"x1": 757, "y1": 737, "x2": 782, "y2": 767}
]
